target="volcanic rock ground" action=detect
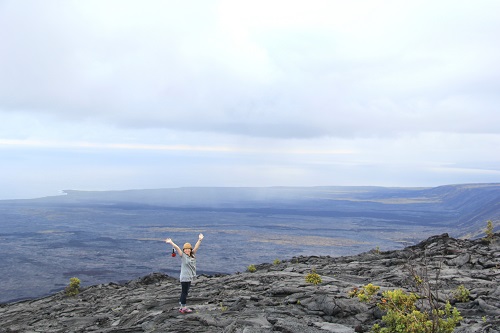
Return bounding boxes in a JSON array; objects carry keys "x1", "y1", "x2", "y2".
[{"x1": 1, "y1": 233, "x2": 499, "y2": 333}]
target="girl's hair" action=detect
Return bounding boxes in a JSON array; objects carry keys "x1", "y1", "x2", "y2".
[{"x1": 184, "y1": 247, "x2": 195, "y2": 258}]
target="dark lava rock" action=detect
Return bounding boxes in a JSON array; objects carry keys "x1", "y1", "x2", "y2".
[{"x1": 1, "y1": 233, "x2": 499, "y2": 333}]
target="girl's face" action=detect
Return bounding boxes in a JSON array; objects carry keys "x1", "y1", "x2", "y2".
[{"x1": 183, "y1": 248, "x2": 192, "y2": 255}]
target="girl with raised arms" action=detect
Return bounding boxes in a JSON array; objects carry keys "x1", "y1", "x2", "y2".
[{"x1": 165, "y1": 233, "x2": 204, "y2": 313}]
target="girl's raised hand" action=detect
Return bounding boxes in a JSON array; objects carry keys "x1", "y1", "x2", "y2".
[
  {"x1": 165, "y1": 238, "x2": 172, "y2": 244},
  {"x1": 198, "y1": 233, "x2": 204, "y2": 240}
]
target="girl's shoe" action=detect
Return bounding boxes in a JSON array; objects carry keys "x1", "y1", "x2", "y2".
[{"x1": 181, "y1": 307, "x2": 192, "y2": 313}]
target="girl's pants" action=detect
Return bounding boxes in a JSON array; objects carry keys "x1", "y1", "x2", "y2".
[{"x1": 180, "y1": 281, "x2": 191, "y2": 305}]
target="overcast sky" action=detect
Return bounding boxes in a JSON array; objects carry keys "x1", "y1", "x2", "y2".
[{"x1": 0, "y1": 0, "x2": 499, "y2": 199}]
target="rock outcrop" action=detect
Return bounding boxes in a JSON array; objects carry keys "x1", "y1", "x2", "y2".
[{"x1": 1, "y1": 233, "x2": 499, "y2": 333}]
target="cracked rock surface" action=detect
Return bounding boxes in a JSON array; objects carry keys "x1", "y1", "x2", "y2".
[{"x1": 1, "y1": 233, "x2": 499, "y2": 333}]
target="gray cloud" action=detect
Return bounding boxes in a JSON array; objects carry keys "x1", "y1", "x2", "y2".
[
  {"x1": 1, "y1": 0, "x2": 499, "y2": 139},
  {"x1": 0, "y1": 1, "x2": 499, "y2": 199}
]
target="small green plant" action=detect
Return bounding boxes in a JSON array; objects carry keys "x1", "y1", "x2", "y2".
[
  {"x1": 273, "y1": 258, "x2": 281, "y2": 265},
  {"x1": 348, "y1": 283, "x2": 380, "y2": 302},
  {"x1": 453, "y1": 284, "x2": 470, "y2": 302},
  {"x1": 482, "y1": 316, "x2": 487, "y2": 323},
  {"x1": 219, "y1": 302, "x2": 228, "y2": 312},
  {"x1": 296, "y1": 300, "x2": 301, "y2": 305},
  {"x1": 485, "y1": 220, "x2": 494, "y2": 243},
  {"x1": 305, "y1": 268, "x2": 322, "y2": 285},
  {"x1": 65, "y1": 277, "x2": 80, "y2": 296},
  {"x1": 414, "y1": 274, "x2": 423, "y2": 286},
  {"x1": 374, "y1": 246, "x2": 381, "y2": 254},
  {"x1": 247, "y1": 264, "x2": 256, "y2": 273}
]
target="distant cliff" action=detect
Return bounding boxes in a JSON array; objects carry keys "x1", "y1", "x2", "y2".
[
  {"x1": 10, "y1": 183, "x2": 500, "y2": 236},
  {"x1": 1, "y1": 233, "x2": 498, "y2": 333},
  {"x1": 427, "y1": 184, "x2": 500, "y2": 235}
]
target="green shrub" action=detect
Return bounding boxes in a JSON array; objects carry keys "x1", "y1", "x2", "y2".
[
  {"x1": 348, "y1": 283, "x2": 380, "y2": 302},
  {"x1": 350, "y1": 284, "x2": 462, "y2": 333},
  {"x1": 273, "y1": 258, "x2": 281, "y2": 265},
  {"x1": 247, "y1": 264, "x2": 256, "y2": 273},
  {"x1": 375, "y1": 291, "x2": 462, "y2": 333},
  {"x1": 219, "y1": 302, "x2": 228, "y2": 312},
  {"x1": 485, "y1": 220, "x2": 494, "y2": 243},
  {"x1": 305, "y1": 269, "x2": 322, "y2": 285},
  {"x1": 65, "y1": 277, "x2": 81, "y2": 296},
  {"x1": 413, "y1": 274, "x2": 423, "y2": 286},
  {"x1": 453, "y1": 284, "x2": 470, "y2": 302}
]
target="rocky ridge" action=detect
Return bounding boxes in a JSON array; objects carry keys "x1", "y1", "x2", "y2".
[{"x1": 1, "y1": 233, "x2": 499, "y2": 333}]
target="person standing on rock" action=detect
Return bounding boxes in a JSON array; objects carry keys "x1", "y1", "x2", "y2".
[{"x1": 165, "y1": 233, "x2": 204, "y2": 314}]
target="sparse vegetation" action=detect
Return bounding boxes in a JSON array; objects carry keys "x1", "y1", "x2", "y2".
[
  {"x1": 348, "y1": 283, "x2": 380, "y2": 302},
  {"x1": 247, "y1": 264, "x2": 256, "y2": 273},
  {"x1": 65, "y1": 277, "x2": 80, "y2": 296},
  {"x1": 413, "y1": 274, "x2": 423, "y2": 286},
  {"x1": 305, "y1": 268, "x2": 322, "y2": 285},
  {"x1": 453, "y1": 284, "x2": 470, "y2": 302},
  {"x1": 485, "y1": 220, "x2": 494, "y2": 243},
  {"x1": 219, "y1": 302, "x2": 228, "y2": 312},
  {"x1": 273, "y1": 258, "x2": 281, "y2": 265}
]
